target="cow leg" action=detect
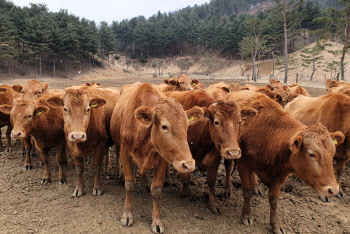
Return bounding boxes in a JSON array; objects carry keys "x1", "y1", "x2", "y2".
[
  {"x1": 21, "y1": 139, "x2": 25, "y2": 157},
  {"x1": 23, "y1": 137, "x2": 32, "y2": 170},
  {"x1": 141, "y1": 173, "x2": 150, "y2": 193},
  {"x1": 335, "y1": 158, "x2": 348, "y2": 198},
  {"x1": 73, "y1": 157, "x2": 84, "y2": 197},
  {"x1": 40, "y1": 148, "x2": 51, "y2": 184},
  {"x1": 251, "y1": 173, "x2": 262, "y2": 196},
  {"x1": 224, "y1": 159, "x2": 233, "y2": 199},
  {"x1": 92, "y1": 144, "x2": 105, "y2": 196},
  {"x1": 120, "y1": 147, "x2": 135, "y2": 227},
  {"x1": 268, "y1": 185, "x2": 285, "y2": 234},
  {"x1": 0, "y1": 128, "x2": 3, "y2": 152},
  {"x1": 56, "y1": 142, "x2": 67, "y2": 185},
  {"x1": 105, "y1": 146, "x2": 111, "y2": 173},
  {"x1": 207, "y1": 156, "x2": 222, "y2": 215},
  {"x1": 238, "y1": 163, "x2": 254, "y2": 226},
  {"x1": 179, "y1": 172, "x2": 191, "y2": 197},
  {"x1": 150, "y1": 158, "x2": 168, "y2": 234},
  {"x1": 5, "y1": 125, "x2": 12, "y2": 152}
]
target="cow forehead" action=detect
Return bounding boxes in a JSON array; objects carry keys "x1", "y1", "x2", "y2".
[
  {"x1": 302, "y1": 125, "x2": 332, "y2": 150},
  {"x1": 13, "y1": 99, "x2": 35, "y2": 113},
  {"x1": 64, "y1": 89, "x2": 89, "y2": 106},
  {"x1": 178, "y1": 76, "x2": 191, "y2": 84},
  {"x1": 154, "y1": 99, "x2": 187, "y2": 123},
  {"x1": 210, "y1": 101, "x2": 240, "y2": 118}
]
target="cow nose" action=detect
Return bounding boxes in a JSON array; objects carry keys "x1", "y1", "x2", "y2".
[
  {"x1": 321, "y1": 185, "x2": 339, "y2": 197},
  {"x1": 11, "y1": 131, "x2": 22, "y2": 138},
  {"x1": 69, "y1": 132, "x2": 86, "y2": 142},
  {"x1": 173, "y1": 159, "x2": 195, "y2": 173},
  {"x1": 188, "y1": 87, "x2": 194, "y2": 90},
  {"x1": 222, "y1": 148, "x2": 241, "y2": 159}
]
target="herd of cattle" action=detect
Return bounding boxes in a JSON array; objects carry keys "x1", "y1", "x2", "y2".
[{"x1": 0, "y1": 75, "x2": 349, "y2": 233}]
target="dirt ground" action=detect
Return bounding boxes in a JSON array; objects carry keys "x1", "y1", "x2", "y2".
[{"x1": 0, "y1": 72, "x2": 349, "y2": 234}]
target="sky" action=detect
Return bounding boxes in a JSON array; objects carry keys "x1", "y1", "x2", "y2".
[{"x1": 10, "y1": 0, "x2": 210, "y2": 24}]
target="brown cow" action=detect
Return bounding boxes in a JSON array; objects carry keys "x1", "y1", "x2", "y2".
[
  {"x1": 166, "y1": 90, "x2": 256, "y2": 214},
  {"x1": 229, "y1": 83, "x2": 240, "y2": 92},
  {"x1": 325, "y1": 79, "x2": 348, "y2": 90},
  {"x1": 0, "y1": 95, "x2": 66, "y2": 183},
  {"x1": 286, "y1": 83, "x2": 310, "y2": 97},
  {"x1": 327, "y1": 83, "x2": 350, "y2": 95},
  {"x1": 0, "y1": 85, "x2": 17, "y2": 152},
  {"x1": 110, "y1": 83, "x2": 201, "y2": 233},
  {"x1": 47, "y1": 86, "x2": 119, "y2": 197},
  {"x1": 205, "y1": 82, "x2": 231, "y2": 100},
  {"x1": 156, "y1": 74, "x2": 199, "y2": 92},
  {"x1": 285, "y1": 93, "x2": 350, "y2": 201},
  {"x1": 269, "y1": 78, "x2": 283, "y2": 90},
  {"x1": 226, "y1": 90, "x2": 343, "y2": 233},
  {"x1": 12, "y1": 79, "x2": 49, "y2": 100}
]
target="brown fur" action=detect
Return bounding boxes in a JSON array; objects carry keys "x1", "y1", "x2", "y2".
[
  {"x1": 325, "y1": 79, "x2": 348, "y2": 90},
  {"x1": 285, "y1": 93, "x2": 350, "y2": 197},
  {"x1": 156, "y1": 74, "x2": 200, "y2": 92},
  {"x1": 12, "y1": 79, "x2": 49, "y2": 100},
  {"x1": 205, "y1": 82, "x2": 230, "y2": 100},
  {"x1": 226, "y1": 90, "x2": 342, "y2": 232},
  {"x1": 110, "y1": 83, "x2": 198, "y2": 232}
]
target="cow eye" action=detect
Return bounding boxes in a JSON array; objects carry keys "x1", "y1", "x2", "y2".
[
  {"x1": 238, "y1": 120, "x2": 242, "y2": 125},
  {"x1": 21, "y1": 91, "x2": 24, "y2": 94},
  {"x1": 87, "y1": 107, "x2": 91, "y2": 113},
  {"x1": 38, "y1": 91, "x2": 42, "y2": 95},
  {"x1": 63, "y1": 107, "x2": 68, "y2": 113},
  {"x1": 28, "y1": 115, "x2": 32, "y2": 118},
  {"x1": 179, "y1": 82, "x2": 183, "y2": 85},
  {"x1": 161, "y1": 125, "x2": 168, "y2": 131},
  {"x1": 308, "y1": 150, "x2": 315, "y2": 157},
  {"x1": 214, "y1": 121, "x2": 219, "y2": 126}
]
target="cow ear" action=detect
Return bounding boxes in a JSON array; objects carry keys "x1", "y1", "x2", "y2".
[
  {"x1": 192, "y1": 79, "x2": 199, "y2": 85},
  {"x1": 12, "y1": 85, "x2": 23, "y2": 93},
  {"x1": 221, "y1": 87, "x2": 230, "y2": 93},
  {"x1": 266, "y1": 84, "x2": 274, "y2": 90},
  {"x1": 46, "y1": 96, "x2": 63, "y2": 107},
  {"x1": 290, "y1": 132, "x2": 303, "y2": 153},
  {"x1": 164, "y1": 79, "x2": 170, "y2": 85},
  {"x1": 0, "y1": 87, "x2": 8, "y2": 94},
  {"x1": 135, "y1": 106, "x2": 154, "y2": 126},
  {"x1": 168, "y1": 78, "x2": 178, "y2": 86},
  {"x1": 86, "y1": 83, "x2": 91, "y2": 86},
  {"x1": 186, "y1": 106, "x2": 204, "y2": 124},
  {"x1": 274, "y1": 94, "x2": 282, "y2": 103},
  {"x1": 330, "y1": 131, "x2": 345, "y2": 147},
  {"x1": 90, "y1": 98, "x2": 106, "y2": 108},
  {"x1": 35, "y1": 106, "x2": 49, "y2": 116},
  {"x1": 201, "y1": 107, "x2": 211, "y2": 119},
  {"x1": 241, "y1": 108, "x2": 257, "y2": 121},
  {"x1": 0, "y1": 104, "x2": 13, "y2": 115},
  {"x1": 42, "y1": 82, "x2": 48, "y2": 91}
]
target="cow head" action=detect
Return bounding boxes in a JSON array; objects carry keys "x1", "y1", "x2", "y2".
[
  {"x1": 289, "y1": 123, "x2": 344, "y2": 197},
  {"x1": 269, "y1": 78, "x2": 283, "y2": 91},
  {"x1": 203, "y1": 100, "x2": 256, "y2": 160},
  {"x1": 273, "y1": 91, "x2": 294, "y2": 108},
  {"x1": 135, "y1": 98, "x2": 199, "y2": 173},
  {"x1": 0, "y1": 99, "x2": 49, "y2": 138},
  {"x1": 12, "y1": 79, "x2": 48, "y2": 100},
  {"x1": 47, "y1": 89, "x2": 106, "y2": 143}
]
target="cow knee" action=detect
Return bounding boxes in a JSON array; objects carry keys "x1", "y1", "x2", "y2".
[
  {"x1": 125, "y1": 181, "x2": 135, "y2": 193},
  {"x1": 151, "y1": 187, "x2": 162, "y2": 200}
]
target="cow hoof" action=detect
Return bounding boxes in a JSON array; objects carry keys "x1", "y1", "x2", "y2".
[
  {"x1": 225, "y1": 188, "x2": 233, "y2": 199},
  {"x1": 41, "y1": 178, "x2": 51, "y2": 185},
  {"x1": 93, "y1": 189, "x2": 104, "y2": 196},
  {"x1": 209, "y1": 206, "x2": 222, "y2": 215},
  {"x1": 336, "y1": 191, "x2": 345, "y2": 198},
  {"x1": 151, "y1": 218, "x2": 164, "y2": 233},
  {"x1": 72, "y1": 188, "x2": 84, "y2": 197},
  {"x1": 24, "y1": 165, "x2": 32, "y2": 170},
  {"x1": 272, "y1": 226, "x2": 286, "y2": 234},
  {"x1": 120, "y1": 212, "x2": 133, "y2": 227},
  {"x1": 318, "y1": 196, "x2": 330, "y2": 203},
  {"x1": 241, "y1": 217, "x2": 253, "y2": 226},
  {"x1": 58, "y1": 179, "x2": 67, "y2": 185},
  {"x1": 21, "y1": 152, "x2": 25, "y2": 157}
]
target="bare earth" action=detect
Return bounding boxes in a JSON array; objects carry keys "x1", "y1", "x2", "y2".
[{"x1": 0, "y1": 71, "x2": 349, "y2": 234}]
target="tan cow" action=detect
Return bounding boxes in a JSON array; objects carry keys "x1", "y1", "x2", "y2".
[
  {"x1": 286, "y1": 83, "x2": 310, "y2": 97},
  {"x1": 269, "y1": 78, "x2": 283, "y2": 90},
  {"x1": 166, "y1": 90, "x2": 256, "y2": 214},
  {"x1": 156, "y1": 74, "x2": 200, "y2": 92},
  {"x1": 285, "y1": 93, "x2": 350, "y2": 201},
  {"x1": 110, "y1": 83, "x2": 201, "y2": 233},
  {"x1": 47, "y1": 86, "x2": 119, "y2": 197},
  {"x1": 12, "y1": 79, "x2": 49, "y2": 100},
  {"x1": 205, "y1": 82, "x2": 231, "y2": 100},
  {"x1": 325, "y1": 79, "x2": 348, "y2": 90},
  {"x1": 0, "y1": 95, "x2": 66, "y2": 183},
  {"x1": 0, "y1": 85, "x2": 17, "y2": 152},
  {"x1": 226, "y1": 90, "x2": 344, "y2": 233}
]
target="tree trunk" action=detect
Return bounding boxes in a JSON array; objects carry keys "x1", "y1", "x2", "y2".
[
  {"x1": 283, "y1": 9, "x2": 289, "y2": 84},
  {"x1": 252, "y1": 49, "x2": 257, "y2": 82},
  {"x1": 341, "y1": 9, "x2": 350, "y2": 81},
  {"x1": 272, "y1": 51, "x2": 275, "y2": 77},
  {"x1": 53, "y1": 58, "x2": 56, "y2": 77},
  {"x1": 311, "y1": 59, "x2": 315, "y2": 81},
  {"x1": 101, "y1": 45, "x2": 103, "y2": 68}
]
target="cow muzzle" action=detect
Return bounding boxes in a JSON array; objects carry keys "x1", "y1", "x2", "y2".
[
  {"x1": 11, "y1": 131, "x2": 25, "y2": 139},
  {"x1": 221, "y1": 148, "x2": 241, "y2": 159},
  {"x1": 173, "y1": 159, "x2": 195, "y2": 173},
  {"x1": 320, "y1": 185, "x2": 339, "y2": 197},
  {"x1": 68, "y1": 132, "x2": 87, "y2": 142}
]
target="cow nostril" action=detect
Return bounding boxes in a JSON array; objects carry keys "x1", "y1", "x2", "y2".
[
  {"x1": 182, "y1": 163, "x2": 188, "y2": 170},
  {"x1": 328, "y1": 188, "x2": 333, "y2": 195},
  {"x1": 17, "y1": 132, "x2": 21, "y2": 136}
]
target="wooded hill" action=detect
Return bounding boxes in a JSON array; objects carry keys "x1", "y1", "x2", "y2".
[{"x1": 0, "y1": 0, "x2": 349, "y2": 82}]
